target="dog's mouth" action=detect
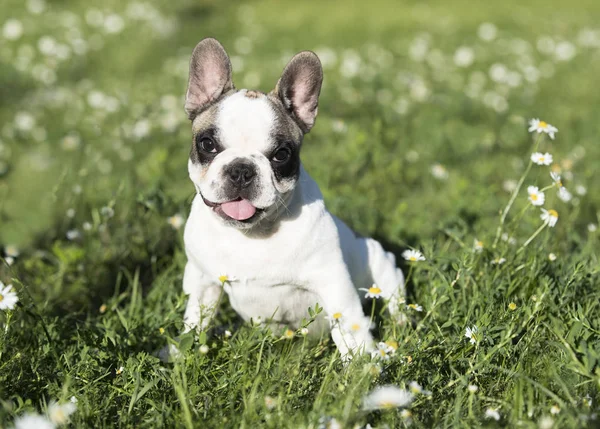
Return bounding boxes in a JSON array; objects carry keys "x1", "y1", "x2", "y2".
[{"x1": 201, "y1": 195, "x2": 263, "y2": 222}]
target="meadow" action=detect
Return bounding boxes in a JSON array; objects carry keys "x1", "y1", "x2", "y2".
[{"x1": 1, "y1": 0, "x2": 599, "y2": 427}]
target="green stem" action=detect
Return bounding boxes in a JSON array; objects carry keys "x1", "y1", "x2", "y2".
[
  {"x1": 493, "y1": 134, "x2": 543, "y2": 248},
  {"x1": 517, "y1": 222, "x2": 548, "y2": 253}
]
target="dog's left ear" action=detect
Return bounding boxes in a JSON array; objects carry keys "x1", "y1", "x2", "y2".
[{"x1": 275, "y1": 51, "x2": 323, "y2": 133}]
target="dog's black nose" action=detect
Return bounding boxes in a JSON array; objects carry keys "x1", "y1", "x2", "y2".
[{"x1": 226, "y1": 162, "x2": 256, "y2": 188}]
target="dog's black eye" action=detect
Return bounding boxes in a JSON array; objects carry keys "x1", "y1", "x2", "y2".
[
  {"x1": 272, "y1": 147, "x2": 291, "y2": 163},
  {"x1": 199, "y1": 137, "x2": 216, "y2": 153}
]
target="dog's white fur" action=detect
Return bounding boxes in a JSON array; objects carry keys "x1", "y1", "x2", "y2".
[{"x1": 180, "y1": 39, "x2": 405, "y2": 360}]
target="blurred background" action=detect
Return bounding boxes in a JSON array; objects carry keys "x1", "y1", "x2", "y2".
[{"x1": 1, "y1": 0, "x2": 599, "y2": 252}]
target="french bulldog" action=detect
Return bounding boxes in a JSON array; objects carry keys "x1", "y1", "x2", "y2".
[{"x1": 181, "y1": 38, "x2": 405, "y2": 359}]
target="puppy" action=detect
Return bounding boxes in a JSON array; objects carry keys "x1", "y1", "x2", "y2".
[{"x1": 181, "y1": 38, "x2": 404, "y2": 359}]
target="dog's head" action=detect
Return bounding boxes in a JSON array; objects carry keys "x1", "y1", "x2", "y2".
[{"x1": 185, "y1": 38, "x2": 323, "y2": 229}]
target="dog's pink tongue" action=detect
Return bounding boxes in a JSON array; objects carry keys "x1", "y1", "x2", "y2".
[{"x1": 220, "y1": 199, "x2": 256, "y2": 220}]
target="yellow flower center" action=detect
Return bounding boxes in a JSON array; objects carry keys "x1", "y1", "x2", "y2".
[
  {"x1": 380, "y1": 401, "x2": 395, "y2": 409},
  {"x1": 385, "y1": 340, "x2": 398, "y2": 350},
  {"x1": 409, "y1": 256, "x2": 417, "y2": 261},
  {"x1": 332, "y1": 312, "x2": 342, "y2": 320},
  {"x1": 530, "y1": 193, "x2": 538, "y2": 201},
  {"x1": 159, "y1": 327, "x2": 165, "y2": 334},
  {"x1": 368, "y1": 286, "x2": 382, "y2": 295},
  {"x1": 539, "y1": 156, "x2": 545, "y2": 162},
  {"x1": 0, "y1": 294, "x2": 4, "y2": 302},
  {"x1": 476, "y1": 241, "x2": 483, "y2": 247},
  {"x1": 548, "y1": 209, "x2": 558, "y2": 218},
  {"x1": 379, "y1": 349, "x2": 387, "y2": 357},
  {"x1": 284, "y1": 329, "x2": 294, "y2": 338},
  {"x1": 351, "y1": 323, "x2": 361, "y2": 331},
  {"x1": 508, "y1": 302, "x2": 517, "y2": 311},
  {"x1": 538, "y1": 121, "x2": 547, "y2": 128},
  {"x1": 218, "y1": 275, "x2": 229, "y2": 283}
]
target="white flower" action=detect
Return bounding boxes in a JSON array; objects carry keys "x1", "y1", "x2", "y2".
[
  {"x1": 550, "y1": 404, "x2": 560, "y2": 415},
  {"x1": 3, "y1": 19, "x2": 24, "y2": 40},
  {"x1": 527, "y1": 186, "x2": 545, "y2": 206},
  {"x1": 407, "y1": 303, "x2": 423, "y2": 312},
  {"x1": 557, "y1": 187, "x2": 572, "y2": 202},
  {"x1": 540, "y1": 209, "x2": 559, "y2": 227},
  {"x1": 548, "y1": 253, "x2": 557, "y2": 261},
  {"x1": 100, "y1": 206, "x2": 114, "y2": 218},
  {"x1": 468, "y1": 384, "x2": 478, "y2": 393},
  {"x1": 224, "y1": 330, "x2": 232, "y2": 338},
  {"x1": 344, "y1": 317, "x2": 371, "y2": 335},
  {"x1": 70, "y1": 396, "x2": 78, "y2": 404},
  {"x1": 501, "y1": 233, "x2": 517, "y2": 245},
  {"x1": 14, "y1": 413, "x2": 56, "y2": 429},
  {"x1": 550, "y1": 172, "x2": 563, "y2": 187},
  {"x1": 528, "y1": 119, "x2": 558, "y2": 139},
  {"x1": 116, "y1": 366, "x2": 124, "y2": 375},
  {"x1": 371, "y1": 342, "x2": 395, "y2": 360},
  {"x1": 431, "y1": 163, "x2": 448, "y2": 180},
  {"x1": 48, "y1": 401, "x2": 77, "y2": 425},
  {"x1": 15, "y1": 111, "x2": 36, "y2": 131},
  {"x1": 325, "y1": 312, "x2": 344, "y2": 324},
  {"x1": 199, "y1": 344, "x2": 209, "y2": 354},
  {"x1": 491, "y1": 257, "x2": 506, "y2": 265},
  {"x1": 465, "y1": 326, "x2": 479, "y2": 344},
  {"x1": 0, "y1": 282, "x2": 19, "y2": 311},
  {"x1": 359, "y1": 284, "x2": 382, "y2": 299},
  {"x1": 473, "y1": 239, "x2": 484, "y2": 253},
  {"x1": 167, "y1": 214, "x2": 185, "y2": 230},
  {"x1": 264, "y1": 395, "x2": 277, "y2": 411},
  {"x1": 478, "y1": 23, "x2": 498, "y2": 41},
  {"x1": 4, "y1": 244, "x2": 19, "y2": 258},
  {"x1": 538, "y1": 416, "x2": 554, "y2": 429},
  {"x1": 402, "y1": 249, "x2": 426, "y2": 262},
  {"x1": 575, "y1": 185, "x2": 587, "y2": 196},
  {"x1": 485, "y1": 407, "x2": 501, "y2": 421},
  {"x1": 531, "y1": 152, "x2": 553, "y2": 166},
  {"x1": 300, "y1": 328, "x2": 309, "y2": 336},
  {"x1": 66, "y1": 229, "x2": 81, "y2": 240},
  {"x1": 363, "y1": 386, "x2": 413, "y2": 411},
  {"x1": 409, "y1": 381, "x2": 432, "y2": 396},
  {"x1": 454, "y1": 46, "x2": 475, "y2": 67},
  {"x1": 588, "y1": 224, "x2": 598, "y2": 232}
]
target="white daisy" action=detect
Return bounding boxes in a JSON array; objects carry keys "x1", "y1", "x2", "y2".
[
  {"x1": 540, "y1": 209, "x2": 559, "y2": 227},
  {"x1": 550, "y1": 171, "x2": 563, "y2": 187},
  {"x1": 359, "y1": 284, "x2": 382, "y2": 299},
  {"x1": 371, "y1": 341, "x2": 395, "y2": 360},
  {"x1": 589, "y1": 224, "x2": 598, "y2": 232},
  {"x1": 485, "y1": 407, "x2": 501, "y2": 421},
  {"x1": 575, "y1": 185, "x2": 587, "y2": 196},
  {"x1": 548, "y1": 253, "x2": 557, "y2": 261},
  {"x1": 491, "y1": 257, "x2": 506, "y2": 265},
  {"x1": 431, "y1": 163, "x2": 449, "y2": 180},
  {"x1": 527, "y1": 186, "x2": 545, "y2": 206},
  {"x1": 344, "y1": 317, "x2": 371, "y2": 335},
  {"x1": 528, "y1": 118, "x2": 558, "y2": 139},
  {"x1": 325, "y1": 311, "x2": 344, "y2": 324},
  {"x1": 557, "y1": 186, "x2": 572, "y2": 202},
  {"x1": 465, "y1": 326, "x2": 479, "y2": 344},
  {"x1": 0, "y1": 282, "x2": 19, "y2": 311},
  {"x1": 550, "y1": 404, "x2": 560, "y2": 415},
  {"x1": 407, "y1": 303, "x2": 423, "y2": 312},
  {"x1": 468, "y1": 384, "x2": 478, "y2": 393},
  {"x1": 264, "y1": 395, "x2": 277, "y2": 411},
  {"x1": 473, "y1": 239, "x2": 484, "y2": 253},
  {"x1": 402, "y1": 249, "x2": 426, "y2": 262},
  {"x1": 199, "y1": 344, "x2": 209, "y2": 354},
  {"x1": 167, "y1": 214, "x2": 185, "y2": 230},
  {"x1": 48, "y1": 401, "x2": 77, "y2": 425},
  {"x1": 363, "y1": 386, "x2": 413, "y2": 411},
  {"x1": 531, "y1": 152, "x2": 553, "y2": 166},
  {"x1": 408, "y1": 381, "x2": 432, "y2": 396},
  {"x1": 14, "y1": 413, "x2": 55, "y2": 429},
  {"x1": 4, "y1": 244, "x2": 19, "y2": 258}
]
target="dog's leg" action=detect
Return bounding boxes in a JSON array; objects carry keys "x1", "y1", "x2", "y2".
[
  {"x1": 182, "y1": 261, "x2": 222, "y2": 333},
  {"x1": 363, "y1": 238, "x2": 406, "y2": 323},
  {"x1": 310, "y1": 267, "x2": 374, "y2": 361}
]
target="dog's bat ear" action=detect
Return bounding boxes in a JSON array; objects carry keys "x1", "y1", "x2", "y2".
[
  {"x1": 275, "y1": 51, "x2": 323, "y2": 133},
  {"x1": 185, "y1": 38, "x2": 234, "y2": 120}
]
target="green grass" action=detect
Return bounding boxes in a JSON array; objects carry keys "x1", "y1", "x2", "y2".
[{"x1": 1, "y1": 0, "x2": 599, "y2": 427}]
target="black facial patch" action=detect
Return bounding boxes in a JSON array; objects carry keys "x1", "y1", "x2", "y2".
[
  {"x1": 190, "y1": 127, "x2": 223, "y2": 166},
  {"x1": 269, "y1": 138, "x2": 300, "y2": 182}
]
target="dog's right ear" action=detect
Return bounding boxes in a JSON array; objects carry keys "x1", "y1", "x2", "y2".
[{"x1": 185, "y1": 38, "x2": 234, "y2": 120}]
